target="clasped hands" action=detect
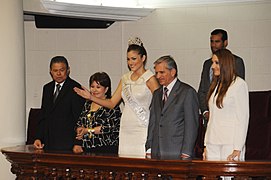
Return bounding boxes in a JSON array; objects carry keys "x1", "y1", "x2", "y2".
[
  {"x1": 75, "y1": 127, "x2": 88, "y2": 140},
  {"x1": 73, "y1": 127, "x2": 91, "y2": 154},
  {"x1": 73, "y1": 127, "x2": 88, "y2": 154},
  {"x1": 76, "y1": 126, "x2": 102, "y2": 140},
  {"x1": 73, "y1": 127, "x2": 87, "y2": 154}
]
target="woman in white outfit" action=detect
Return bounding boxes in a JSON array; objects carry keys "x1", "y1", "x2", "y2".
[
  {"x1": 203, "y1": 49, "x2": 249, "y2": 161},
  {"x1": 74, "y1": 37, "x2": 160, "y2": 158}
]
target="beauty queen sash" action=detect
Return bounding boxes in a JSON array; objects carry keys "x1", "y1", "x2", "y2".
[{"x1": 122, "y1": 82, "x2": 149, "y2": 127}]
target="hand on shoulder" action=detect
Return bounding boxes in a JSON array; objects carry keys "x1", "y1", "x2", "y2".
[{"x1": 74, "y1": 86, "x2": 91, "y2": 100}]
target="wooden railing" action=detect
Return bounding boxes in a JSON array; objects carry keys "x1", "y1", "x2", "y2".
[{"x1": 2, "y1": 145, "x2": 271, "y2": 179}]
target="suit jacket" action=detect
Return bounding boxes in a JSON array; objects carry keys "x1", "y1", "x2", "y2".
[
  {"x1": 204, "y1": 77, "x2": 249, "y2": 150},
  {"x1": 146, "y1": 79, "x2": 199, "y2": 159},
  {"x1": 36, "y1": 76, "x2": 85, "y2": 151},
  {"x1": 198, "y1": 55, "x2": 245, "y2": 114}
]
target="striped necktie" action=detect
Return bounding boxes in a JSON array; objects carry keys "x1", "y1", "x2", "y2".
[
  {"x1": 53, "y1": 84, "x2": 61, "y2": 103},
  {"x1": 163, "y1": 87, "x2": 168, "y2": 105}
]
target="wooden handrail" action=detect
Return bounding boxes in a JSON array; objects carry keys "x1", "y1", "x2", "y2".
[{"x1": 2, "y1": 145, "x2": 271, "y2": 179}]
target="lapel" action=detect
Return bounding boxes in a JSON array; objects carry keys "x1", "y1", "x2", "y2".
[
  {"x1": 162, "y1": 79, "x2": 181, "y2": 112},
  {"x1": 206, "y1": 59, "x2": 212, "y2": 85},
  {"x1": 48, "y1": 82, "x2": 55, "y2": 107}
]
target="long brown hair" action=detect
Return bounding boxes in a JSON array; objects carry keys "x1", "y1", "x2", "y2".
[{"x1": 206, "y1": 49, "x2": 236, "y2": 108}]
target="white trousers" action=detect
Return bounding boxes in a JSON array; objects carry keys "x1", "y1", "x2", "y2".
[
  {"x1": 206, "y1": 144, "x2": 245, "y2": 161},
  {"x1": 206, "y1": 144, "x2": 245, "y2": 180}
]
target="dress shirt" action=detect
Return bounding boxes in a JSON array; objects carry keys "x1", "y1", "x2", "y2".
[
  {"x1": 54, "y1": 81, "x2": 64, "y2": 93},
  {"x1": 163, "y1": 78, "x2": 177, "y2": 99}
]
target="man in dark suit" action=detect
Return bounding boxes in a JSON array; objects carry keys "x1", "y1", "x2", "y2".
[
  {"x1": 198, "y1": 29, "x2": 245, "y2": 121},
  {"x1": 34, "y1": 56, "x2": 85, "y2": 151},
  {"x1": 145, "y1": 55, "x2": 199, "y2": 160}
]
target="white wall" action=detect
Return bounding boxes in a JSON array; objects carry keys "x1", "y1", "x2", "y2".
[
  {"x1": 25, "y1": 3, "x2": 271, "y2": 153},
  {"x1": 0, "y1": 1, "x2": 269, "y2": 179},
  {"x1": 122, "y1": 2, "x2": 271, "y2": 91},
  {"x1": 24, "y1": 23, "x2": 124, "y2": 111},
  {"x1": 25, "y1": 1, "x2": 271, "y2": 115}
]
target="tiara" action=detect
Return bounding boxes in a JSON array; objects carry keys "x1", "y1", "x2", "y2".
[{"x1": 128, "y1": 37, "x2": 143, "y2": 47}]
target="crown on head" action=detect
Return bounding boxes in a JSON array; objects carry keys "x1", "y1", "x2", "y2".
[{"x1": 128, "y1": 37, "x2": 143, "y2": 47}]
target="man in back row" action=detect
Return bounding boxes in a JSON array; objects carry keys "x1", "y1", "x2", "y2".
[{"x1": 198, "y1": 29, "x2": 245, "y2": 121}]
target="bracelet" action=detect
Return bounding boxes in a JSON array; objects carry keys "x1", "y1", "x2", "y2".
[
  {"x1": 87, "y1": 127, "x2": 95, "y2": 133},
  {"x1": 87, "y1": 128, "x2": 95, "y2": 138}
]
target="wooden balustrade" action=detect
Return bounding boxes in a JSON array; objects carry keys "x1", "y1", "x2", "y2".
[{"x1": 2, "y1": 145, "x2": 271, "y2": 179}]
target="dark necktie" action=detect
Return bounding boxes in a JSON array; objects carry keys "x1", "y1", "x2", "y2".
[
  {"x1": 53, "y1": 84, "x2": 61, "y2": 103},
  {"x1": 163, "y1": 87, "x2": 168, "y2": 105}
]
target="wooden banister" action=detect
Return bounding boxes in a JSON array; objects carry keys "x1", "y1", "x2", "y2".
[{"x1": 2, "y1": 145, "x2": 271, "y2": 179}]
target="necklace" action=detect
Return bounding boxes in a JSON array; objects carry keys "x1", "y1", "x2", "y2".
[{"x1": 86, "y1": 102, "x2": 97, "y2": 138}]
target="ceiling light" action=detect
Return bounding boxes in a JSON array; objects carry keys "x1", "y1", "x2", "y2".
[{"x1": 40, "y1": 0, "x2": 154, "y2": 21}]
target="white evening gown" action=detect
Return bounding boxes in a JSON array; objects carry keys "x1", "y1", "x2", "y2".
[{"x1": 118, "y1": 70, "x2": 154, "y2": 158}]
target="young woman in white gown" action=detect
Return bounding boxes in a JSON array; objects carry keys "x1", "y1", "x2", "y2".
[{"x1": 74, "y1": 37, "x2": 160, "y2": 157}]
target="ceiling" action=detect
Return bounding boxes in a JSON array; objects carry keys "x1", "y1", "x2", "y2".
[
  {"x1": 23, "y1": 0, "x2": 267, "y2": 28},
  {"x1": 136, "y1": 0, "x2": 267, "y2": 8}
]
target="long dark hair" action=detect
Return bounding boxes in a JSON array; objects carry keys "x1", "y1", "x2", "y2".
[
  {"x1": 207, "y1": 49, "x2": 236, "y2": 108},
  {"x1": 89, "y1": 72, "x2": 112, "y2": 98}
]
